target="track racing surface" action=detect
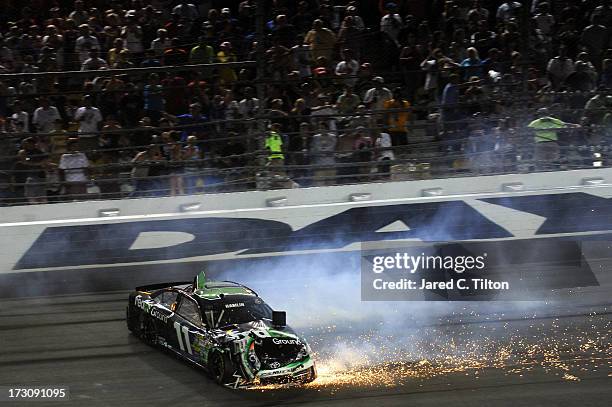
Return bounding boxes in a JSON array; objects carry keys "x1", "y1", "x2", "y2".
[{"x1": 0, "y1": 249, "x2": 611, "y2": 406}]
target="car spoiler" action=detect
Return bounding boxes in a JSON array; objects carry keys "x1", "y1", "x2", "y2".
[{"x1": 135, "y1": 281, "x2": 192, "y2": 292}]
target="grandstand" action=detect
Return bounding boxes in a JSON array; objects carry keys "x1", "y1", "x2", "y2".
[{"x1": 1, "y1": 0, "x2": 611, "y2": 205}]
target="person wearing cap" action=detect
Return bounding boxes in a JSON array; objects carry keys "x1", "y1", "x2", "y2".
[
  {"x1": 217, "y1": 42, "x2": 238, "y2": 84},
  {"x1": 528, "y1": 108, "x2": 580, "y2": 170},
  {"x1": 346, "y1": 5, "x2": 365, "y2": 31},
  {"x1": 151, "y1": 28, "x2": 172, "y2": 58},
  {"x1": 363, "y1": 76, "x2": 393, "y2": 112},
  {"x1": 380, "y1": 2, "x2": 403, "y2": 46},
  {"x1": 75, "y1": 24, "x2": 100, "y2": 64}
]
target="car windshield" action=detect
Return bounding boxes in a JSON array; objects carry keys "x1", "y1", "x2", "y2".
[{"x1": 210, "y1": 298, "x2": 273, "y2": 328}]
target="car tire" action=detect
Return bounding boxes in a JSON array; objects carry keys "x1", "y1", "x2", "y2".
[
  {"x1": 138, "y1": 313, "x2": 156, "y2": 345},
  {"x1": 209, "y1": 351, "x2": 234, "y2": 385}
]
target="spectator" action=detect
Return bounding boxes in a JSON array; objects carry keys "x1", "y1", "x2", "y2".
[
  {"x1": 547, "y1": 45, "x2": 575, "y2": 90},
  {"x1": 383, "y1": 87, "x2": 411, "y2": 147},
  {"x1": 74, "y1": 95, "x2": 103, "y2": 151},
  {"x1": 58, "y1": 138, "x2": 89, "y2": 200},
  {"x1": 528, "y1": 108, "x2": 580, "y2": 170},
  {"x1": 81, "y1": 49, "x2": 108, "y2": 70},
  {"x1": 182, "y1": 135, "x2": 202, "y2": 194},
  {"x1": 363, "y1": 76, "x2": 393, "y2": 112},
  {"x1": 75, "y1": 24, "x2": 100, "y2": 65},
  {"x1": 265, "y1": 123, "x2": 285, "y2": 168},
  {"x1": 32, "y1": 97, "x2": 61, "y2": 134},
  {"x1": 10, "y1": 99, "x2": 29, "y2": 133},
  {"x1": 309, "y1": 121, "x2": 337, "y2": 186},
  {"x1": 151, "y1": 28, "x2": 172, "y2": 58},
  {"x1": 190, "y1": 35, "x2": 214, "y2": 64},
  {"x1": 17, "y1": 137, "x2": 49, "y2": 204},
  {"x1": 335, "y1": 48, "x2": 359, "y2": 88},
  {"x1": 380, "y1": 2, "x2": 403, "y2": 46},
  {"x1": 460, "y1": 47, "x2": 483, "y2": 80},
  {"x1": 496, "y1": 1, "x2": 522, "y2": 22},
  {"x1": 336, "y1": 85, "x2": 361, "y2": 116},
  {"x1": 143, "y1": 73, "x2": 164, "y2": 125},
  {"x1": 304, "y1": 19, "x2": 336, "y2": 62}
]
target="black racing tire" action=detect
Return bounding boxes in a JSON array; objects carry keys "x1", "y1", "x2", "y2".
[
  {"x1": 126, "y1": 307, "x2": 135, "y2": 332},
  {"x1": 208, "y1": 351, "x2": 234, "y2": 385}
]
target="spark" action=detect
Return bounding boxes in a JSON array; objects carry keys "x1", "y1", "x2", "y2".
[{"x1": 248, "y1": 313, "x2": 611, "y2": 391}]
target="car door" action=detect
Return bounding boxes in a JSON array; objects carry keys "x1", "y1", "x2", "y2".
[
  {"x1": 151, "y1": 289, "x2": 180, "y2": 347},
  {"x1": 173, "y1": 294, "x2": 207, "y2": 362}
]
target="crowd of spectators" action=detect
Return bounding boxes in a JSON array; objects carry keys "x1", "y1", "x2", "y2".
[{"x1": 1, "y1": 1, "x2": 612, "y2": 204}]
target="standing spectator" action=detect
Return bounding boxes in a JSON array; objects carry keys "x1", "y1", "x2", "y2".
[
  {"x1": 190, "y1": 35, "x2": 214, "y2": 64},
  {"x1": 121, "y1": 16, "x2": 144, "y2": 57},
  {"x1": 151, "y1": 29, "x2": 172, "y2": 58},
  {"x1": 337, "y1": 16, "x2": 361, "y2": 60},
  {"x1": 81, "y1": 49, "x2": 108, "y2": 70},
  {"x1": 143, "y1": 73, "x2": 164, "y2": 125},
  {"x1": 460, "y1": 47, "x2": 483, "y2": 80},
  {"x1": 217, "y1": 42, "x2": 238, "y2": 85},
  {"x1": 74, "y1": 95, "x2": 103, "y2": 152},
  {"x1": 58, "y1": 138, "x2": 89, "y2": 200},
  {"x1": 309, "y1": 121, "x2": 337, "y2": 186},
  {"x1": 75, "y1": 24, "x2": 100, "y2": 65},
  {"x1": 496, "y1": 1, "x2": 522, "y2": 22},
  {"x1": 580, "y1": 14, "x2": 608, "y2": 66},
  {"x1": 335, "y1": 48, "x2": 359, "y2": 88},
  {"x1": 32, "y1": 97, "x2": 61, "y2": 134},
  {"x1": 363, "y1": 76, "x2": 393, "y2": 112},
  {"x1": 383, "y1": 88, "x2": 411, "y2": 147},
  {"x1": 547, "y1": 45, "x2": 575, "y2": 90},
  {"x1": 265, "y1": 123, "x2": 285, "y2": 168},
  {"x1": 336, "y1": 85, "x2": 361, "y2": 116},
  {"x1": 17, "y1": 137, "x2": 48, "y2": 204},
  {"x1": 291, "y1": 35, "x2": 312, "y2": 79},
  {"x1": 380, "y1": 2, "x2": 403, "y2": 46},
  {"x1": 182, "y1": 135, "x2": 202, "y2": 194},
  {"x1": 528, "y1": 108, "x2": 580, "y2": 170},
  {"x1": 304, "y1": 19, "x2": 336, "y2": 62},
  {"x1": 375, "y1": 128, "x2": 394, "y2": 177},
  {"x1": 10, "y1": 99, "x2": 29, "y2": 133}
]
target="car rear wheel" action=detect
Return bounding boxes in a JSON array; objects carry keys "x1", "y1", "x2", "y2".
[{"x1": 209, "y1": 351, "x2": 234, "y2": 385}]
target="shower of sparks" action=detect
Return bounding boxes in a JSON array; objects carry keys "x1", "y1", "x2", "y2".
[{"x1": 249, "y1": 313, "x2": 611, "y2": 391}]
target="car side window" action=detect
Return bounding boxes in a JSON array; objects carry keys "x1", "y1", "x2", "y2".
[
  {"x1": 177, "y1": 296, "x2": 202, "y2": 326},
  {"x1": 161, "y1": 291, "x2": 179, "y2": 308}
]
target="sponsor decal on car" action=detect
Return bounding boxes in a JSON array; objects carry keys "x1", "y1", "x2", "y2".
[
  {"x1": 272, "y1": 338, "x2": 302, "y2": 346},
  {"x1": 224, "y1": 302, "x2": 245, "y2": 308},
  {"x1": 134, "y1": 296, "x2": 171, "y2": 323}
]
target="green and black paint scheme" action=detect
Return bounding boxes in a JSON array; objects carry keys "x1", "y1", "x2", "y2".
[{"x1": 126, "y1": 272, "x2": 316, "y2": 387}]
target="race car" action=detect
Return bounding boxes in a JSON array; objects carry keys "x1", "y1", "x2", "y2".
[{"x1": 126, "y1": 271, "x2": 316, "y2": 387}]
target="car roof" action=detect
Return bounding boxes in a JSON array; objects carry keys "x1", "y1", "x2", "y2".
[{"x1": 192, "y1": 280, "x2": 258, "y2": 300}]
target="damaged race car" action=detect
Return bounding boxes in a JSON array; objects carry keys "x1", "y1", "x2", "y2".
[{"x1": 126, "y1": 272, "x2": 316, "y2": 387}]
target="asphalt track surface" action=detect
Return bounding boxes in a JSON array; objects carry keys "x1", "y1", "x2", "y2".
[{"x1": 1, "y1": 252, "x2": 611, "y2": 406}]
